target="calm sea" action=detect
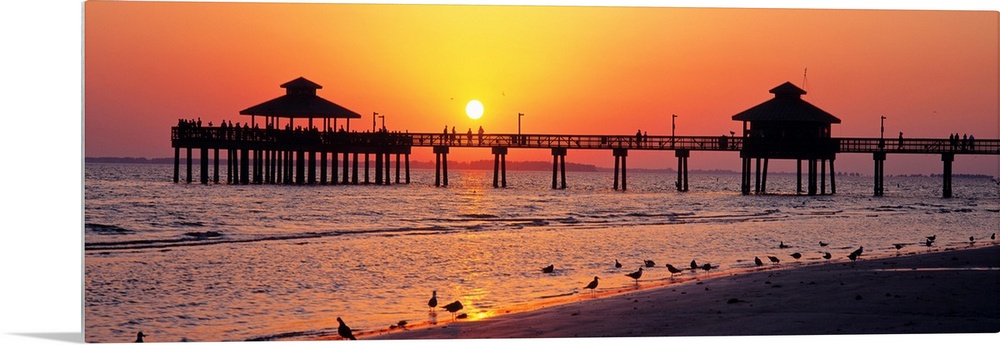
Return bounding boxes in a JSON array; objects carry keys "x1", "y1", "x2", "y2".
[{"x1": 84, "y1": 162, "x2": 999, "y2": 342}]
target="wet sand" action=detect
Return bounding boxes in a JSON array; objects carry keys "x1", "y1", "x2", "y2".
[{"x1": 365, "y1": 244, "x2": 1000, "y2": 340}]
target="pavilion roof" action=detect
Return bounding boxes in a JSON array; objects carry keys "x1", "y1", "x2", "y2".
[
  {"x1": 239, "y1": 77, "x2": 362, "y2": 119},
  {"x1": 731, "y1": 82, "x2": 841, "y2": 124}
]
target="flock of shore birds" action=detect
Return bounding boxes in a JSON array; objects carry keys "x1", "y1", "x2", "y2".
[{"x1": 131, "y1": 232, "x2": 996, "y2": 342}]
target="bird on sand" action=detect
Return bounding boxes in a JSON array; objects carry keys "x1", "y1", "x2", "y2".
[
  {"x1": 779, "y1": 241, "x2": 790, "y2": 249},
  {"x1": 894, "y1": 243, "x2": 903, "y2": 250},
  {"x1": 819, "y1": 241, "x2": 829, "y2": 247},
  {"x1": 428, "y1": 290, "x2": 438, "y2": 312},
  {"x1": 442, "y1": 300, "x2": 464, "y2": 320},
  {"x1": 134, "y1": 331, "x2": 145, "y2": 343},
  {"x1": 666, "y1": 263, "x2": 684, "y2": 276},
  {"x1": 822, "y1": 252, "x2": 832, "y2": 259},
  {"x1": 790, "y1": 252, "x2": 802, "y2": 259},
  {"x1": 992, "y1": 233, "x2": 996, "y2": 240},
  {"x1": 754, "y1": 256, "x2": 764, "y2": 266},
  {"x1": 615, "y1": 259, "x2": 622, "y2": 268},
  {"x1": 847, "y1": 246, "x2": 863, "y2": 263},
  {"x1": 626, "y1": 267, "x2": 643, "y2": 284},
  {"x1": 644, "y1": 260, "x2": 656, "y2": 268},
  {"x1": 690, "y1": 260, "x2": 698, "y2": 270},
  {"x1": 542, "y1": 264, "x2": 555, "y2": 273},
  {"x1": 767, "y1": 256, "x2": 780, "y2": 264},
  {"x1": 701, "y1": 263, "x2": 714, "y2": 271},
  {"x1": 925, "y1": 238, "x2": 934, "y2": 247},
  {"x1": 337, "y1": 317, "x2": 357, "y2": 340},
  {"x1": 926, "y1": 235, "x2": 936, "y2": 241},
  {"x1": 969, "y1": 236, "x2": 975, "y2": 244},
  {"x1": 584, "y1": 276, "x2": 599, "y2": 295}
]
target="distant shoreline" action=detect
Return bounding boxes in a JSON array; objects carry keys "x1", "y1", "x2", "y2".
[{"x1": 84, "y1": 157, "x2": 997, "y2": 178}]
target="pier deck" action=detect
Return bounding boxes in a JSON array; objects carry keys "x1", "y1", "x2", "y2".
[{"x1": 171, "y1": 126, "x2": 999, "y2": 197}]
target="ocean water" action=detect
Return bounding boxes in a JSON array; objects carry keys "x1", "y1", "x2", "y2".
[{"x1": 84, "y1": 163, "x2": 1000, "y2": 342}]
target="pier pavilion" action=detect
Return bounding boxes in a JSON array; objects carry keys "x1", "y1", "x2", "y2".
[
  {"x1": 733, "y1": 82, "x2": 840, "y2": 195},
  {"x1": 172, "y1": 77, "x2": 412, "y2": 186}
]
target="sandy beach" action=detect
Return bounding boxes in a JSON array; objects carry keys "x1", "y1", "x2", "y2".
[{"x1": 364, "y1": 244, "x2": 1000, "y2": 340}]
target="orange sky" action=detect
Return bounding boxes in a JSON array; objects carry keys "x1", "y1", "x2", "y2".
[{"x1": 83, "y1": 1, "x2": 999, "y2": 175}]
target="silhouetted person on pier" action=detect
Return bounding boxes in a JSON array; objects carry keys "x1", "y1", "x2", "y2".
[
  {"x1": 478, "y1": 126, "x2": 484, "y2": 145},
  {"x1": 898, "y1": 132, "x2": 903, "y2": 150},
  {"x1": 962, "y1": 134, "x2": 968, "y2": 151},
  {"x1": 467, "y1": 128, "x2": 473, "y2": 146},
  {"x1": 636, "y1": 129, "x2": 642, "y2": 147},
  {"x1": 452, "y1": 126, "x2": 457, "y2": 145},
  {"x1": 969, "y1": 134, "x2": 975, "y2": 150}
]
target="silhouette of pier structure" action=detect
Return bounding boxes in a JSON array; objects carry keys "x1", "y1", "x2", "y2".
[{"x1": 172, "y1": 78, "x2": 999, "y2": 198}]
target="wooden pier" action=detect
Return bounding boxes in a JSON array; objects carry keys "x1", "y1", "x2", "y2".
[{"x1": 171, "y1": 79, "x2": 999, "y2": 198}]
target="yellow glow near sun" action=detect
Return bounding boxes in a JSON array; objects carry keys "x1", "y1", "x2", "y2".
[{"x1": 466, "y1": 100, "x2": 484, "y2": 120}]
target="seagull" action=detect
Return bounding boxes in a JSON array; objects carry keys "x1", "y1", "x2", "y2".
[
  {"x1": 701, "y1": 263, "x2": 714, "y2": 271},
  {"x1": 442, "y1": 300, "x2": 464, "y2": 320},
  {"x1": 690, "y1": 260, "x2": 698, "y2": 270},
  {"x1": 925, "y1": 238, "x2": 933, "y2": 247},
  {"x1": 819, "y1": 241, "x2": 829, "y2": 247},
  {"x1": 754, "y1": 256, "x2": 764, "y2": 266},
  {"x1": 542, "y1": 264, "x2": 555, "y2": 273},
  {"x1": 584, "y1": 276, "x2": 599, "y2": 295},
  {"x1": 847, "y1": 252, "x2": 859, "y2": 263},
  {"x1": 665, "y1": 263, "x2": 683, "y2": 276},
  {"x1": 894, "y1": 244, "x2": 903, "y2": 250},
  {"x1": 790, "y1": 252, "x2": 802, "y2": 259},
  {"x1": 822, "y1": 252, "x2": 832, "y2": 259},
  {"x1": 926, "y1": 235, "x2": 936, "y2": 241},
  {"x1": 847, "y1": 246, "x2": 863, "y2": 264},
  {"x1": 644, "y1": 260, "x2": 656, "y2": 268},
  {"x1": 615, "y1": 259, "x2": 622, "y2": 268},
  {"x1": 992, "y1": 233, "x2": 996, "y2": 240},
  {"x1": 626, "y1": 267, "x2": 643, "y2": 284},
  {"x1": 779, "y1": 241, "x2": 790, "y2": 249},
  {"x1": 337, "y1": 317, "x2": 357, "y2": 340},
  {"x1": 134, "y1": 331, "x2": 145, "y2": 343},
  {"x1": 428, "y1": 290, "x2": 438, "y2": 312},
  {"x1": 767, "y1": 256, "x2": 780, "y2": 264}
]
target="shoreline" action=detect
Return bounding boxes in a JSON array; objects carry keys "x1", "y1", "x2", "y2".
[{"x1": 357, "y1": 244, "x2": 1000, "y2": 340}]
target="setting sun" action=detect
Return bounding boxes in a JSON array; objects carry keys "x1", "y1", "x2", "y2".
[{"x1": 466, "y1": 100, "x2": 484, "y2": 120}]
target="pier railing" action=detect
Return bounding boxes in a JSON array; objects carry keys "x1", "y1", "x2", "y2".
[
  {"x1": 837, "y1": 137, "x2": 1000, "y2": 154},
  {"x1": 407, "y1": 133, "x2": 743, "y2": 151},
  {"x1": 174, "y1": 127, "x2": 999, "y2": 156}
]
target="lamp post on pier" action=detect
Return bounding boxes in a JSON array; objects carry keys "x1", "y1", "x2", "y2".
[
  {"x1": 372, "y1": 112, "x2": 378, "y2": 133},
  {"x1": 879, "y1": 115, "x2": 886, "y2": 149},
  {"x1": 672, "y1": 114, "x2": 678, "y2": 148},
  {"x1": 518, "y1": 112, "x2": 525, "y2": 145},
  {"x1": 378, "y1": 114, "x2": 385, "y2": 132}
]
